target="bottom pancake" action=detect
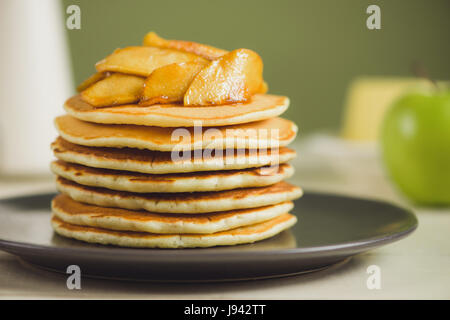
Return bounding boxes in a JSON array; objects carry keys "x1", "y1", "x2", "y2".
[
  {"x1": 52, "y1": 194, "x2": 294, "y2": 234},
  {"x1": 51, "y1": 214, "x2": 297, "y2": 248}
]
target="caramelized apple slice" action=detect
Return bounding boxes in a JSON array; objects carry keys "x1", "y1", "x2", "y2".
[
  {"x1": 259, "y1": 81, "x2": 269, "y2": 94},
  {"x1": 143, "y1": 32, "x2": 228, "y2": 61},
  {"x1": 77, "y1": 72, "x2": 108, "y2": 92},
  {"x1": 96, "y1": 46, "x2": 207, "y2": 77},
  {"x1": 140, "y1": 61, "x2": 209, "y2": 106},
  {"x1": 81, "y1": 73, "x2": 145, "y2": 107},
  {"x1": 184, "y1": 49, "x2": 264, "y2": 106}
]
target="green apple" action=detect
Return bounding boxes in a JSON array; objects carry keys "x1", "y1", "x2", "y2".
[{"x1": 381, "y1": 90, "x2": 450, "y2": 205}]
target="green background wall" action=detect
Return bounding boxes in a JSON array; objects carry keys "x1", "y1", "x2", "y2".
[{"x1": 61, "y1": 0, "x2": 450, "y2": 133}]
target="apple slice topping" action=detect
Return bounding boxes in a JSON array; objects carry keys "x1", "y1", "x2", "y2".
[
  {"x1": 259, "y1": 81, "x2": 269, "y2": 94},
  {"x1": 77, "y1": 72, "x2": 109, "y2": 92},
  {"x1": 78, "y1": 35, "x2": 267, "y2": 108},
  {"x1": 184, "y1": 49, "x2": 264, "y2": 106},
  {"x1": 96, "y1": 46, "x2": 207, "y2": 77},
  {"x1": 143, "y1": 32, "x2": 228, "y2": 61},
  {"x1": 81, "y1": 73, "x2": 145, "y2": 107},
  {"x1": 140, "y1": 61, "x2": 209, "y2": 106}
]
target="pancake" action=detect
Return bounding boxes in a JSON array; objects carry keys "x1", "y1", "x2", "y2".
[
  {"x1": 52, "y1": 194, "x2": 294, "y2": 234},
  {"x1": 51, "y1": 160, "x2": 294, "y2": 193},
  {"x1": 51, "y1": 213, "x2": 297, "y2": 248},
  {"x1": 64, "y1": 93, "x2": 289, "y2": 127},
  {"x1": 54, "y1": 115, "x2": 297, "y2": 152},
  {"x1": 51, "y1": 137, "x2": 297, "y2": 174},
  {"x1": 56, "y1": 177, "x2": 303, "y2": 214}
]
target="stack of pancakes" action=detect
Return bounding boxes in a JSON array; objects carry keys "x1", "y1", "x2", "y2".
[{"x1": 50, "y1": 35, "x2": 302, "y2": 248}]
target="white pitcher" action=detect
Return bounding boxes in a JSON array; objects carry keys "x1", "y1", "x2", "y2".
[{"x1": 0, "y1": 0, "x2": 73, "y2": 175}]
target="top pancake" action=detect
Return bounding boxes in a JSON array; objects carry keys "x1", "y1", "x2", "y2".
[{"x1": 64, "y1": 94, "x2": 289, "y2": 127}]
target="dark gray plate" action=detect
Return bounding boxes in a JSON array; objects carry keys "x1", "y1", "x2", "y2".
[{"x1": 0, "y1": 192, "x2": 417, "y2": 282}]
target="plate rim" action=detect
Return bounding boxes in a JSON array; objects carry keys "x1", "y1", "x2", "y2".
[{"x1": 0, "y1": 191, "x2": 418, "y2": 262}]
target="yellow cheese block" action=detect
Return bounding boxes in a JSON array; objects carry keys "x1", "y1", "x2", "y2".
[{"x1": 341, "y1": 77, "x2": 445, "y2": 142}]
